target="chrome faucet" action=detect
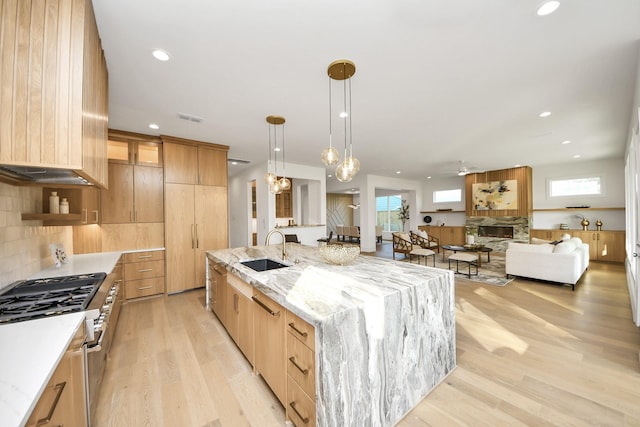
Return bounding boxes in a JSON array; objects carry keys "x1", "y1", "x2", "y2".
[{"x1": 265, "y1": 229, "x2": 287, "y2": 261}]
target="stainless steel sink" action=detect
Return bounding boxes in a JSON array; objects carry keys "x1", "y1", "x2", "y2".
[{"x1": 240, "y1": 258, "x2": 289, "y2": 272}]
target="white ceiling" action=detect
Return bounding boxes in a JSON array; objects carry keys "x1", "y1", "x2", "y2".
[{"x1": 92, "y1": 0, "x2": 640, "y2": 181}]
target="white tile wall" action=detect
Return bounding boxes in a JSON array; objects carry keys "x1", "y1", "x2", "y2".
[{"x1": 0, "y1": 182, "x2": 73, "y2": 290}]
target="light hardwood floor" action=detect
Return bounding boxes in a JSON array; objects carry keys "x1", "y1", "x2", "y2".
[{"x1": 95, "y1": 257, "x2": 640, "y2": 426}]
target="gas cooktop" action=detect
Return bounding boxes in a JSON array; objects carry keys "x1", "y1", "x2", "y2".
[{"x1": 0, "y1": 272, "x2": 106, "y2": 324}]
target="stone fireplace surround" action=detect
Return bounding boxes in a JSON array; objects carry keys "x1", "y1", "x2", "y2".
[{"x1": 466, "y1": 216, "x2": 530, "y2": 252}]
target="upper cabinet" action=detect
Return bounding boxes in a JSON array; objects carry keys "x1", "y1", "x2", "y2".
[
  {"x1": 162, "y1": 136, "x2": 228, "y2": 186},
  {"x1": 0, "y1": 0, "x2": 109, "y2": 187},
  {"x1": 107, "y1": 131, "x2": 163, "y2": 167}
]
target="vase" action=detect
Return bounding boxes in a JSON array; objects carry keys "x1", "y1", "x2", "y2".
[
  {"x1": 595, "y1": 219, "x2": 603, "y2": 231},
  {"x1": 581, "y1": 217, "x2": 589, "y2": 231}
]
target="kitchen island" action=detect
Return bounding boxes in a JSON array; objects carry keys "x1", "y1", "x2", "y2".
[{"x1": 206, "y1": 243, "x2": 456, "y2": 427}]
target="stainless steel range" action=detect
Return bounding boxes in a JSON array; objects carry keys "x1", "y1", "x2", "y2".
[
  {"x1": 0, "y1": 273, "x2": 106, "y2": 323},
  {"x1": 0, "y1": 270, "x2": 122, "y2": 426}
]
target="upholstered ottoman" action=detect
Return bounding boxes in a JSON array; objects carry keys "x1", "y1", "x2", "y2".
[{"x1": 448, "y1": 253, "x2": 478, "y2": 278}]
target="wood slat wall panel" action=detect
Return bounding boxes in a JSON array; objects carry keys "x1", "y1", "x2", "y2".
[{"x1": 465, "y1": 166, "x2": 532, "y2": 217}]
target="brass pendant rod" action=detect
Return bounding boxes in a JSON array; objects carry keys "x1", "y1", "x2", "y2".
[
  {"x1": 328, "y1": 77, "x2": 333, "y2": 148},
  {"x1": 343, "y1": 63, "x2": 348, "y2": 159},
  {"x1": 348, "y1": 75, "x2": 353, "y2": 158}
]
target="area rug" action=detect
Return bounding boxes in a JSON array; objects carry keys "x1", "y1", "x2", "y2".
[{"x1": 407, "y1": 252, "x2": 513, "y2": 287}]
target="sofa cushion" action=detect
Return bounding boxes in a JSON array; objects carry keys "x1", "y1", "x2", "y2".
[
  {"x1": 554, "y1": 240, "x2": 577, "y2": 254},
  {"x1": 560, "y1": 233, "x2": 571, "y2": 241},
  {"x1": 569, "y1": 237, "x2": 583, "y2": 246},
  {"x1": 508, "y1": 242, "x2": 554, "y2": 253}
]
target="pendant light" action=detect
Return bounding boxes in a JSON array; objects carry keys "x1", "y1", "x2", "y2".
[
  {"x1": 327, "y1": 59, "x2": 359, "y2": 182},
  {"x1": 321, "y1": 77, "x2": 339, "y2": 166},
  {"x1": 265, "y1": 115, "x2": 289, "y2": 194}
]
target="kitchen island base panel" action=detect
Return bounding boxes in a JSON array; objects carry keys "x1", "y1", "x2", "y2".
[{"x1": 207, "y1": 244, "x2": 456, "y2": 427}]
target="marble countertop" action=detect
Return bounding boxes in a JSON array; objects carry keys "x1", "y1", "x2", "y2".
[
  {"x1": 0, "y1": 312, "x2": 85, "y2": 427},
  {"x1": 207, "y1": 244, "x2": 457, "y2": 427}
]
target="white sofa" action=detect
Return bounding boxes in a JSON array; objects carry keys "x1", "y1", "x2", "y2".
[{"x1": 505, "y1": 237, "x2": 589, "y2": 290}]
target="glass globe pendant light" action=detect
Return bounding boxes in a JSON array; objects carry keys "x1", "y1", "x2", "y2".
[
  {"x1": 321, "y1": 78, "x2": 339, "y2": 166},
  {"x1": 327, "y1": 59, "x2": 359, "y2": 182},
  {"x1": 266, "y1": 115, "x2": 288, "y2": 194}
]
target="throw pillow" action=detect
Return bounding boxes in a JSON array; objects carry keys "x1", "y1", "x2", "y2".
[
  {"x1": 417, "y1": 229, "x2": 429, "y2": 239},
  {"x1": 560, "y1": 233, "x2": 571, "y2": 241},
  {"x1": 531, "y1": 237, "x2": 551, "y2": 245},
  {"x1": 554, "y1": 241, "x2": 577, "y2": 254},
  {"x1": 569, "y1": 237, "x2": 583, "y2": 246}
]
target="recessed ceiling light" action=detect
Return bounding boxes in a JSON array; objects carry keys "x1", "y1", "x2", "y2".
[
  {"x1": 152, "y1": 49, "x2": 170, "y2": 61},
  {"x1": 149, "y1": 123, "x2": 159, "y2": 130},
  {"x1": 396, "y1": 171, "x2": 401, "y2": 174},
  {"x1": 427, "y1": 176, "x2": 431, "y2": 179},
  {"x1": 537, "y1": 1, "x2": 560, "y2": 16},
  {"x1": 573, "y1": 154, "x2": 581, "y2": 158},
  {"x1": 327, "y1": 174, "x2": 332, "y2": 178},
  {"x1": 230, "y1": 161, "x2": 238, "y2": 165},
  {"x1": 274, "y1": 147, "x2": 281, "y2": 152},
  {"x1": 514, "y1": 164, "x2": 521, "y2": 167},
  {"x1": 561, "y1": 140, "x2": 571, "y2": 145},
  {"x1": 339, "y1": 112, "x2": 348, "y2": 118},
  {"x1": 539, "y1": 111, "x2": 552, "y2": 118}
]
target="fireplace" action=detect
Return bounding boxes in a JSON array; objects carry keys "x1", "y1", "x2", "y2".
[{"x1": 478, "y1": 225, "x2": 513, "y2": 239}]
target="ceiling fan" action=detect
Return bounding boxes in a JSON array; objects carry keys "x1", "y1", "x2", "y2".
[
  {"x1": 455, "y1": 160, "x2": 484, "y2": 176},
  {"x1": 348, "y1": 203, "x2": 360, "y2": 209}
]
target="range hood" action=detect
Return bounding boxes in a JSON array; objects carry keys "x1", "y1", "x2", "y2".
[{"x1": 0, "y1": 165, "x2": 93, "y2": 186}]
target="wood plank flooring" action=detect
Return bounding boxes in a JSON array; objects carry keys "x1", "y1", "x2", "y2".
[{"x1": 95, "y1": 252, "x2": 640, "y2": 426}]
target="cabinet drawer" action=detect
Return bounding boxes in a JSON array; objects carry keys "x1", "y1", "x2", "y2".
[
  {"x1": 287, "y1": 333, "x2": 315, "y2": 398},
  {"x1": 287, "y1": 376, "x2": 316, "y2": 427},
  {"x1": 125, "y1": 277, "x2": 164, "y2": 299},
  {"x1": 286, "y1": 310, "x2": 315, "y2": 351},
  {"x1": 124, "y1": 250, "x2": 164, "y2": 263},
  {"x1": 124, "y1": 260, "x2": 164, "y2": 281}
]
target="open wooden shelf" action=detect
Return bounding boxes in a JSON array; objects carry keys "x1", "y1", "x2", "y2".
[
  {"x1": 533, "y1": 207, "x2": 624, "y2": 212},
  {"x1": 22, "y1": 213, "x2": 83, "y2": 221}
]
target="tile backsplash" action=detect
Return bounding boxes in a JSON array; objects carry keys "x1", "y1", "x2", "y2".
[{"x1": 0, "y1": 182, "x2": 73, "y2": 289}]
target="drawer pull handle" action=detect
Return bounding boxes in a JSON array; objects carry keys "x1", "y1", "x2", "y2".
[
  {"x1": 138, "y1": 255, "x2": 153, "y2": 259},
  {"x1": 37, "y1": 381, "x2": 66, "y2": 425},
  {"x1": 252, "y1": 296, "x2": 280, "y2": 317},
  {"x1": 288, "y1": 322, "x2": 308, "y2": 338},
  {"x1": 138, "y1": 269, "x2": 153, "y2": 272},
  {"x1": 288, "y1": 357, "x2": 309, "y2": 375},
  {"x1": 289, "y1": 401, "x2": 309, "y2": 424},
  {"x1": 138, "y1": 286, "x2": 153, "y2": 290}
]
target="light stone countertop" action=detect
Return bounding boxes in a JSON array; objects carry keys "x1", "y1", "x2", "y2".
[
  {"x1": 0, "y1": 312, "x2": 85, "y2": 427},
  {"x1": 206, "y1": 243, "x2": 457, "y2": 427}
]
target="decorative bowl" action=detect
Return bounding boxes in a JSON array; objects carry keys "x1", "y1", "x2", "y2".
[{"x1": 318, "y1": 244, "x2": 360, "y2": 265}]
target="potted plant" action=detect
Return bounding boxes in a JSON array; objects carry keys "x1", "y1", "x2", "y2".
[{"x1": 398, "y1": 200, "x2": 410, "y2": 232}]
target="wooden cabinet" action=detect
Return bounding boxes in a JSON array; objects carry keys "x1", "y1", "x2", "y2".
[
  {"x1": 253, "y1": 290, "x2": 286, "y2": 405},
  {"x1": 164, "y1": 138, "x2": 229, "y2": 294},
  {"x1": 163, "y1": 139, "x2": 228, "y2": 186},
  {"x1": 26, "y1": 322, "x2": 87, "y2": 427},
  {"x1": 418, "y1": 225, "x2": 465, "y2": 246},
  {"x1": 0, "y1": 0, "x2": 108, "y2": 188},
  {"x1": 276, "y1": 183, "x2": 293, "y2": 218},
  {"x1": 286, "y1": 310, "x2": 316, "y2": 427},
  {"x1": 101, "y1": 163, "x2": 164, "y2": 224},
  {"x1": 165, "y1": 184, "x2": 228, "y2": 293},
  {"x1": 531, "y1": 229, "x2": 625, "y2": 262},
  {"x1": 226, "y1": 272, "x2": 255, "y2": 365},
  {"x1": 107, "y1": 138, "x2": 163, "y2": 167},
  {"x1": 123, "y1": 250, "x2": 165, "y2": 300},
  {"x1": 530, "y1": 229, "x2": 568, "y2": 241},
  {"x1": 208, "y1": 261, "x2": 226, "y2": 324},
  {"x1": 573, "y1": 230, "x2": 625, "y2": 263}
]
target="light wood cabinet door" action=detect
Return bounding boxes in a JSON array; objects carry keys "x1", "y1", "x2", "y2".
[
  {"x1": 209, "y1": 262, "x2": 226, "y2": 323},
  {"x1": 598, "y1": 231, "x2": 625, "y2": 262},
  {"x1": 194, "y1": 185, "x2": 228, "y2": 287},
  {"x1": 0, "y1": 0, "x2": 108, "y2": 188},
  {"x1": 101, "y1": 163, "x2": 134, "y2": 223},
  {"x1": 134, "y1": 166, "x2": 164, "y2": 222},
  {"x1": 82, "y1": 187, "x2": 101, "y2": 224},
  {"x1": 165, "y1": 183, "x2": 196, "y2": 294},
  {"x1": 164, "y1": 143, "x2": 198, "y2": 184},
  {"x1": 198, "y1": 146, "x2": 227, "y2": 186},
  {"x1": 236, "y1": 292, "x2": 254, "y2": 366},
  {"x1": 253, "y1": 291, "x2": 286, "y2": 405}
]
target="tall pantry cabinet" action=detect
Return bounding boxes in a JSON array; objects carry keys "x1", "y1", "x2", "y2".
[{"x1": 163, "y1": 136, "x2": 229, "y2": 294}]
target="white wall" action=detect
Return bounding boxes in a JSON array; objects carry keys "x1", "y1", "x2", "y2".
[
  {"x1": 420, "y1": 176, "x2": 467, "y2": 227},
  {"x1": 228, "y1": 162, "x2": 326, "y2": 249},
  {"x1": 532, "y1": 158, "x2": 625, "y2": 230}
]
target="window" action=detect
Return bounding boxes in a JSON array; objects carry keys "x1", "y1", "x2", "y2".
[
  {"x1": 433, "y1": 189, "x2": 462, "y2": 203},
  {"x1": 549, "y1": 176, "x2": 602, "y2": 197},
  {"x1": 376, "y1": 195, "x2": 402, "y2": 232}
]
